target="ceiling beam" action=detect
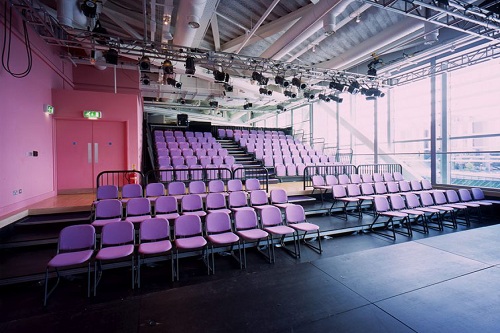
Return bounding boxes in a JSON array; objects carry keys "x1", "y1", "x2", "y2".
[
  {"x1": 211, "y1": 12, "x2": 221, "y2": 51},
  {"x1": 102, "y1": 8, "x2": 143, "y2": 40}
]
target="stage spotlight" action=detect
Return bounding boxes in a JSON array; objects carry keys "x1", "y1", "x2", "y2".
[
  {"x1": 141, "y1": 74, "x2": 150, "y2": 85},
  {"x1": 374, "y1": 89, "x2": 385, "y2": 97},
  {"x1": 179, "y1": 98, "x2": 186, "y2": 104},
  {"x1": 367, "y1": 67, "x2": 377, "y2": 76},
  {"x1": 213, "y1": 70, "x2": 226, "y2": 82},
  {"x1": 259, "y1": 87, "x2": 272, "y2": 95},
  {"x1": 347, "y1": 81, "x2": 360, "y2": 94},
  {"x1": 209, "y1": 101, "x2": 219, "y2": 108},
  {"x1": 318, "y1": 94, "x2": 331, "y2": 102},
  {"x1": 284, "y1": 90, "x2": 297, "y2": 98},
  {"x1": 276, "y1": 105, "x2": 287, "y2": 113},
  {"x1": 243, "y1": 102, "x2": 253, "y2": 109},
  {"x1": 81, "y1": 0, "x2": 98, "y2": 18},
  {"x1": 162, "y1": 59, "x2": 174, "y2": 74},
  {"x1": 275, "y1": 76, "x2": 290, "y2": 87},
  {"x1": 292, "y1": 77, "x2": 306, "y2": 89},
  {"x1": 329, "y1": 81, "x2": 347, "y2": 92},
  {"x1": 166, "y1": 77, "x2": 182, "y2": 88},
  {"x1": 105, "y1": 48, "x2": 118, "y2": 65},
  {"x1": 329, "y1": 95, "x2": 343, "y2": 103},
  {"x1": 139, "y1": 56, "x2": 150, "y2": 71},
  {"x1": 185, "y1": 56, "x2": 196, "y2": 75},
  {"x1": 252, "y1": 71, "x2": 269, "y2": 85},
  {"x1": 303, "y1": 91, "x2": 314, "y2": 99},
  {"x1": 224, "y1": 83, "x2": 233, "y2": 92}
]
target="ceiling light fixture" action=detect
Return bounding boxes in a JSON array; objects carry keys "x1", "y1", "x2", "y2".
[
  {"x1": 166, "y1": 77, "x2": 182, "y2": 88},
  {"x1": 139, "y1": 56, "x2": 150, "y2": 71},
  {"x1": 303, "y1": 91, "x2": 314, "y2": 99},
  {"x1": 105, "y1": 48, "x2": 118, "y2": 65},
  {"x1": 356, "y1": 14, "x2": 361, "y2": 23},
  {"x1": 275, "y1": 75, "x2": 290, "y2": 87},
  {"x1": 162, "y1": 59, "x2": 174, "y2": 74},
  {"x1": 259, "y1": 87, "x2": 272, "y2": 95},
  {"x1": 243, "y1": 102, "x2": 252, "y2": 110},
  {"x1": 329, "y1": 95, "x2": 343, "y2": 103},
  {"x1": 252, "y1": 71, "x2": 269, "y2": 85},
  {"x1": 185, "y1": 57, "x2": 196, "y2": 75},
  {"x1": 141, "y1": 74, "x2": 150, "y2": 85},
  {"x1": 213, "y1": 70, "x2": 229, "y2": 82},
  {"x1": 318, "y1": 94, "x2": 331, "y2": 102},
  {"x1": 292, "y1": 77, "x2": 306, "y2": 90},
  {"x1": 329, "y1": 81, "x2": 347, "y2": 92},
  {"x1": 347, "y1": 81, "x2": 360, "y2": 94},
  {"x1": 284, "y1": 90, "x2": 297, "y2": 98},
  {"x1": 187, "y1": 15, "x2": 200, "y2": 29}
]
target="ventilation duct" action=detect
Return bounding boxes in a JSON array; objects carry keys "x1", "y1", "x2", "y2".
[
  {"x1": 57, "y1": 0, "x2": 87, "y2": 28},
  {"x1": 424, "y1": 22, "x2": 439, "y2": 45}
]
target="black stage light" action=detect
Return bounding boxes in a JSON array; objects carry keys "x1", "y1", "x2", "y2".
[
  {"x1": 277, "y1": 105, "x2": 287, "y2": 112},
  {"x1": 347, "y1": 81, "x2": 360, "y2": 94},
  {"x1": 224, "y1": 83, "x2": 233, "y2": 92},
  {"x1": 303, "y1": 91, "x2": 314, "y2": 99},
  {"x1": 166, "y1": 78, "x2": 182, "y2": 88},
  {"x1": 329, "y1": 81, "x2": 347, "y2": 92},
  {"x1": 213, "y1": 70, "x2": 226, "y2": 82},
  {"x1": 284, "y1": 90, "x2": 297, "y2": 98},
  {"x1": 318, "y1": 94, "x2": 331, "y2": 102},
  {"x1": 329, "y1": 95, "x2": 343, "y2": 103},
  {"x1": 162, "y1": 60, "x2": 174, "y2": 74},
  {"x1": 139, "y1": 56, "x2": 150, "y2": 71},
  {"x1": 243, "y1": 102, "x2": 253, "y2": 109},
  {"x1": 81, "y1": 0, "x2": 97, "y2": 18},
  {"x1": 185, "y1": 56, "x2": 196, "y2": 75},
  {"x1": 292, "y1": 77, "x2": 306, "y2": 89},
  {"x1": 141, "y1": 74, "x2": 150, "y2": 85},
  {"x1": 275, "y1": 76, "x2": 290, "y2": 87},
  {"x1": 252, "y1": 71, "x2": 269, "y2": 85},
  {"x1": 209, "y1": 101, "x2": 219, "y2": 108},
  {"x1": 259, "y1": 87, "x2": 272, "y2": 95},
  {"x1": 105, "y1": 48, "x2": 118, "y2": 65},
  {"x1": 367, "y1": 67, "x2": 377, "y2": 76}
]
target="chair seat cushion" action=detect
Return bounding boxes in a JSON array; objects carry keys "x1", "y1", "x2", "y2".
[
  {"x1": 48, "y1": 250, "x2": 94, "y2": 268},
  {"x1": 273, "y1": 203, "x2": 295, "y2": 209},
  {"x1": 139, "y1": 240, "x2": 172, "y2": 255},
  {"x1": 289, "y1": 222, "x2": 319, "y2": 232},
  {"x1": 182, "y1": 211, "x2": 207, "y2": 217},
  {"x1": 264, "y1": 225, "x2": 295, "y2": 235},
  {"x1": 430, "y1": 205, "x2": 454, "y2": 211},
  {"x1": 125, "y1": 215, "x2": 152, "y2": 224},
  {"x1": 415, "y1": 207, "x2": 440, "y2": 213},
  {"x1": 207, "y1": 208, "x2": 232, "y2": 215},
  {"x1": 237, "y1": 229, "x2": 268, "y2": 240},
  {"x1": 401, "y1": 209, "x2": 425, "y2": 216},
  {"x1": 91, "y1": 218, "x2": 121, "y2": 227},
  {"x1": 207, "y1": 232, "x2": 239, "y2": 245},
  {"x1": 155, "y1": 212, "x2": 180, "y2": 220},
  {"x1": 380, "y1": 211, "x2": 408, "y2": 218},
  {"x1": 175, "y1": 236, "x2": 207, "y2": 249},
  {"x1": 96, "y1": 245, "x2": 134, "y2": 260}
]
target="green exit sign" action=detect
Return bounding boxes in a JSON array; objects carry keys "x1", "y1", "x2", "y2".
[
  {"x1": 44, "y1": 104, "x2": 54, "y2": 114},
  {"x1": 83, "y1": 110, "x2": 102, "y2": 119}
]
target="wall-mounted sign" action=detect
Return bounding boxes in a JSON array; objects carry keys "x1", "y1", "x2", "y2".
[
  {"x1": 83, "y1": 110, "x2": 102, "y2": 119},
  {"x1": 44, "y1": 104, "x2": 54, "y2": 114}
]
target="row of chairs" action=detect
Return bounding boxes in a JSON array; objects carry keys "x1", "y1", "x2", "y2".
[
  {"x1": 93, "y1": 188, "x2": 298, "y2": 228},
  {"x1": 312, "y1": 172, "x2": 405, "y2": 195},
  {"x1": 154, "y1": 130, "x2": 213, "y2": 139},
  {"x1": 156, "y1": 165, "x2": 245, "y2": 182},
  {"x1": 157, "y1": 147, "x2": 227, "y2": 158},
  {"x1": 154, "y1": 135, "x2": 217, "y2": 144},
  {"x1": 217, "y1": 128, "x2": 287, "y2": 140},
  {"x1": 45, "y1": 204, "x2": 321, "y2": 304},
  {"x1": 155, "y1": 141, "x2": 222, "y2": 152},
  {"x1": 157, "y1": 155, "x2": 237, "y2": 168}
]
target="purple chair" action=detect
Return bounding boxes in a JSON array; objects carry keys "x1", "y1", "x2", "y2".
[
  {"x1": 167, "y1": 181, "x2": 186, "y2": 200},
  {"x1": 234, "y1": 209, "x2": 271, "y2": 268},
  {"x1": 403, "y1": 193, "x2": 442, "y2": 231},
  {"x1": 189, "y1": 180, "x2": 207, "y2": 199},
  {"x1": 137, "y1": 218, "x2": 173, "y2": 287},
  {"x1": 189, "y1": 165, "x2": 204, "y2": 181},
  {"x1": 311, "y1": 175, "x2": 329, "y2": 201},
  {"x1": 154, "y1": 195, "x2": 180, "y2": 220},
  {"x1": 350, "y1": 174, "x2": 362, "y2": 184},
  {"x1": 369, "y1": 196, "x2": 410, "y2": 240},
  {"x1": 228, "y1": 191, "x2": 254, "y2": 213},
  {"x1": 124, "y1": 197, "x2": 152, "y2": 225},
  {"x1": 420, "y1": 191, "x2": 456, "y2": 229},
  {"x1": 208, "y1": 180, "x2": 227, "y2": 196},
  {"x1": 398, "y1": 180, "x2": 412, "y2": 192},
  {"x1": 185, "y1": 155, "x2": 198, "y2": 167},
  {"x1": 270, "y1": 189, "x2": 295, "y2": 210},
  {"x1": 249, "y1": 190, "x2": 274, "y2": 214},
  {"x1": 205, "y1": 212, "x2": 241, "y2": 273},
  {"x1": 227, "y1": 179, "x2": 244, "y2": 193},
  {"x1": 260, "y1": 206, "x2": 298, "y2": 261},
  {"x1": 245, "y1": 178, "x2": 260, "y2": 192},
  {"x1": 458, "y1": 188, "x2": 492, "y2": 207},
  {"x1": 145, "y1": 183, "x2": 165, "y2": 203},
  {"x1": 383, "y1": 172, "x2": 394, "y2": 182},
  {"x1": 206, "y1": 193, "x2": 232, "y2": 215},
  {"x1": 374, "y1": 182, "x2": 388, "y2": 196},
  {"x1": 96, "y1": 185, "x2": 119, "y2": 201},
  {"x1": 181, "y1": 194, "x2": 207, "y2": 218},
  {"x1": 224, "y1": 155, "x2": 235, "y2": 166},
  {"x1": 330, "y1": 185, "x2": 360, "y2": 219},
  {"x1": 361, "y1": 174, "x2": 373, "y2": 183},
  {"x1": 94, "y1": 221, "x2": 135, "y2": 295},
  {"x1": 174, "y1": 214, "x2": 208, "y2": 279},
  {"x1": 44, "y1": 225, "x2": 95, "y2": 306},
  {"x1": 386, "y1": 181, "x2": 400, "y2": 194},
  {"x1": 121, "y1": 183, "x2": 143, "y2": 203},
  {"x1": 92, "y1": 199, "x2": 122, "y2": 228},
  {"x1": 338, "y1": 174, "x2": 350, "y2": 185},
  {"x1": 471, "y1": 188, "x2": 500, "y2": 204},
  {"x1": 389, "y1": 194, "x2": 427, "y2": 235},
  {"x1": 393, "y1": 171, "x2": 404, "y2": 181},
  {"x1": 373, "y1": 173, "x2": 384, "y2": 182},
  {"x1": 285, "y1": 205, "x2": 322, "y2": 255}
]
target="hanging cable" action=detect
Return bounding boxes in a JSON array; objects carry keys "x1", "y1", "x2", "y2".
[{"x1": 2, "y1": 3, "x2": 33, "y2": 78}]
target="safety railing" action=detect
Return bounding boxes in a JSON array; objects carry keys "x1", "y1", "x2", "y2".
[
  {"x1": 357, "y1": 164, "x2": 402, "y2": 175},
  {"x1": 303, "y1": 164, "x2": 357, "y2": 189},
  {"x1": 97, "y1": 170, "x2": 145, "y2": 188},
  {"x1": 232, "y1": 166, "x2": 269, "y2": 192}
]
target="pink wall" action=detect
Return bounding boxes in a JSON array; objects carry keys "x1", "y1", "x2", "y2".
[
  {"x1": 52, "y1": 89, "x2": 142, "y2": 176},
  {"x1": 73, "y1": 65, "x2": 140, "y2": 95},
  {"x1": 0, "y1": 14, "x2": 73, "y2": 216}
]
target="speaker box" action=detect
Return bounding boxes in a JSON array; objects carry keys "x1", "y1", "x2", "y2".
[{"x1": 177, "y1": 114, "x2": 188, "y2": 126}]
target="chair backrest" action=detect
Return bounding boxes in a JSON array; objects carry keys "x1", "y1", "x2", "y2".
[
  {"x1": 234, "y1": 209, "x2": 258, "y2": 230},
  {"x1": 189, "y1": 180, "x2": 206, "y2": 195},
  {"x1": 332, "y1": 185, "x2": 348, "y2": 198},
  {"x1": 181, "y1": 194, "x2": 203, "y2": 211},
  {"x1": 126, "y1": 197, "x2": 151, "y2": 216},
  {"x1": 420, "y1": 192, "x2": 435, "y2": 206},
  {"x1": 432, "y1": 191, "x2": 448, "y2": 205},
  {"x1": 227, "y1": 179, "x2": 243, "y2": 192},
  {"x1": 361, "y1": 174, "x2": 373, "y2": 183},
  {"x1": 383, "y1": 172, "x2": 394, "y2": 182},
  {"x1": 471, "y1": 188, "x2": 485, "y2": 200},
  {"x1": 393, "y1": 171, "x2": 404, "y2": 181},
  {"x1": 206, "y1": 192, "x2": 227, "y2": 210},
  {"x1": 145, "y1": 183, "x2": 165, "y2": 197},
  {"x1": 175, "y1": 215, "x2": 203, "y2": 238},
  {"x1": 374, "y1": 182, "x2": 387, "y2": 195},
  {"x1": 338, "y1": 174, "x2": 350, "y2": 185},
  {"x1": 140, "y1": 218, "x2": 170, "y2": 242},
  {"x1": 208, "y1": 180, "x2": 225, "y2": 193},
  {"x1": 386, "y1": 181, "x2": 400, "y2": 193},
  {"x1": 260, "y1": 206, "x2": 283, "y2": 227},
  {"x1": 270, "y1": 189, "x2": 288, "y2": 204},
  {"x1": 59, "y1": 225, "x2": 95, "y2": 252},
  {"x1": 404, "y1": 193, "x2": 421, "y2": 209},
  {"x1": 96, "y1": 185, "x2": 119, "y2": 200},
  {"x1": 374, "y1": 196, "x2": 390, "y2": 213},
  {"x1": 311, "y1": 175, "x2": 325, "y2": 186},
  {"x1": 206, "y1": 212, "x2": 232, "y2": 234},
  {"x1": 346, "y1": 184, "x2": 361, "y2": 197},
  {"x1": 389, "y1": 194, "x2": 405, "y2": 210},
  {"x1": 95, "y1": 199, "x2": 122, "y2": 219},
  {"x1": 458, "y1": 189, "x2": 473, "y2": 202},
  {"x1": 398, "y1": 180, "x2": 412, "y2": 192},
  {"x1": 350, "y1": 174, "x2": 362, "y2": 184},
  {"x1": 325, "y1": 175, "x2": 338, "y2": 186},
  {"x1": 101, "y1": 221, "x2": 134, "y2": 246},
  {"x1": 445, "y1": 190, "x2": 460, "y2": 204},
  {"x1": 372, "y1": 173, "x2": 384, "y2": 182},
  {"x1": 285, "y1": 204, "x2": 305, "y2": 224},
  {"x1": 168, "y1": 181, "x2": 186, "y2": 196},
  {"x1": 410, "y1": 180, "x2": 423, "y2": 191},
  {"x1": 245, "y1": 178, "x2": 261, "y2": 191},
  {"x1": 122, "y1": 184, "x2": 143, "y2": 199},
  {"x1": 229, "y1": 191, "x2": 248, "y2": 208},
  {"x1": 360, "y1": 183, "x2": 375, "y2": 196},
  {"x1": 155, "y1": 196, "x2": 178, "y2": 214},
  {"x1": 250, "y1": 190, "x2": 269, "y2": 206},
  {"x1": 421, "y1": 179, "x2": 433, "y2": 190}
]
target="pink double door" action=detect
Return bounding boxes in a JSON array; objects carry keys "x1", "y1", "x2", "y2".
[{"x1": 56, "y1": 119, "x2": 126, "y2": 192}]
